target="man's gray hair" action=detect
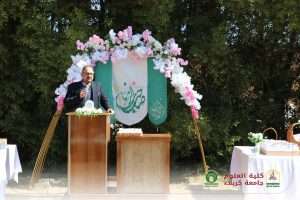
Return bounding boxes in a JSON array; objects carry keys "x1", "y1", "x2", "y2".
[{"x1": 81, "y1": 64, "x2": 94, "y2": 74}]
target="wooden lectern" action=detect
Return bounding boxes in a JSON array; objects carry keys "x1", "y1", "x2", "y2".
[
  {"x1": 67, "y1": 113, "x2": 110, "y2": 194},
  {"x1": 116, "y1": 133, "x2": 171, "y2": 193}
]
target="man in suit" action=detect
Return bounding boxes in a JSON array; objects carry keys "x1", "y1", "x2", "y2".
[{"x1": 64, "y1": 65, "x2": 113, "y2": 113}]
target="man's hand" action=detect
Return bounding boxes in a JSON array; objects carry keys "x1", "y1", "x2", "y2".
[
  {"x1": 107, "y1": 108, "x2": 114, "y2": 114},
  {"x1": 79, "y1": 90, "x2": 86, "y2": 99}
]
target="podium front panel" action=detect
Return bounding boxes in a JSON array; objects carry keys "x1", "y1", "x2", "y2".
[
  {"x1": 67, "y1": 114, "x2": 110, "y2": 194},
  {"x1": 116, "y1": 133, "x2": 171, "y2": 193}
]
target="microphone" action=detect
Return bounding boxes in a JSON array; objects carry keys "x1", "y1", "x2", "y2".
[{"x1": 78, "y1": 84, "x2": 87, "y2": 99}]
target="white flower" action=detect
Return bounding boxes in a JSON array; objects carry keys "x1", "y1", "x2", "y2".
[
  {"x1": 54, "y1": 84, "x2": 67, "y2": 97},
  {"x1": 129, "y1": 34, "x2": 142, "y2": 46},
  {"x1": 153, "y1": 58, "x2": 166, "y2": 72},
  {"x1": 248, "y1": 132, "x2": 264, "y2": 144},
  {"x1": 172, "y1": 64, "x2": 183, "y2": 74},
  {"x1": 63, "y1": 81, "x2": 70, "y2": 88},
  {"x1": 170, "y1": 72, "x2": 191, "y2": 90},
  {"x1": 134, "y1": 46, "x2": 147, "y2": 58},
  {"x1": 84, "y1": 41, "x2": 96, "y2": 49},
  {"x1": 75, "y1": 100, "x2": 104, "y2": 116},
  {"x1": 91, "y1": 51, "x2": 110, "y2": 64},
  {"x1": 104, "y1": 40, "x2": 110, "y2": 50},
  {"x1": 109, "y1": 29, "x2": 117, "y2": 44},
  {"x1": 148, "y1": 36, "x2": 156, "y2": 44},
  {"x1": 111, "y1": 48, "x2": 128, "y2": 61},
  {"x1": 181, "y1": 88, "x2": 202, "y2": 108},
  {"x1": 153, "y1": 41, "x2": 163, "y2": 51},
  {"x1": 67, "y1": 71, "x2": 81, "y2": 83},
  {"x1": 67, "y1": 64, "x2": 81, "y2": 75},
  {"x1": 147, "y1": 36, "x2": 162, "y2": 50},
  {"x1": 71, "y1": 54, "x2": 90, "y2": 64},
  {"x1": 76, "y1": 59, "x2": 91, "y2": 71},
  {"x1": 71, "y1": 54, "x2": 82, "y2": 64},
  {"x1": 75, "y1": 107, "x2": 83, "y2": 113},
  {"x1": 192, "y1": 101, "x2": 201, "y2": 110},
  {"x1": 96, "y1": 108, "x2": 103, "y2": 114},
  {"x1": 170, "y1": 71, "x2": 202, "y2": 110}
]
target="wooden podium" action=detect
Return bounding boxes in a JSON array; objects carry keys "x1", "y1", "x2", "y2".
[
  {"x1": 67, "y1": 113, "x2": 110, "y2": 194},
  {"x1": 116, "y1": 133, "x2": 171, "y2": 193}
]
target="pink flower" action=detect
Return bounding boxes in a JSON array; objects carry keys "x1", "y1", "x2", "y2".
[
  {"x1": 89, "y1": 34, "x2": 104, "y2": 45},
  {"x1": 111, "y1": 48, "x2": 128, "y2": 63},
  {"x1": 164, "y1": 68, "x2": 172, "y2": 78},
  {"x1": 116, "y1": 38, "x2": 122, "y2": 44},
  {"x1": 167, "y1": 38, "x2": 182, "y2": 56},
  {"x1": 117, "y1": 31, "x2": 125, "y2": 41},
  {"x1": 142, "y1": 29, "x2": 151, "y2": 42},
  {"x1": 146, "y1": 48, "x2": 153, "y2": 56},
  {"x1": 100, "y1": 52, "x2": 110, "y2": 63},
  {"x1": 76, "y1": 40, "x2": 85, "y2": 50},
  {"x1": 126, "y1": 26, "x2": 133, "y2": 39},
  {"x1": 128, "y1": 51, "x2": 139, "y2": 61},
  {"x1": 184, "y1": 87, "x2": 196, "y2": 102},
  {"x1": 177, "y1": 58, "x2": 188, "y2": 66},
  {"x1": 170, "y1": 45, "x2": 181, "y2": 56},
  {"x1": 191, "y1": 106, "x2": 199, "y2": 119},
  {"x1": 92, "y1": 51, "x2": 110, "y2": 64},
  {"x1": 56, "y1": 96, "x2": 64, "y2": 111}
]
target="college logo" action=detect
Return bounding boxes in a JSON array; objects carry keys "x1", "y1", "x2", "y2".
[
  {"x1": 204, "y1": 170, "x2": 219, "y2": 187},
  {"x1": 265, "y1": 169, "x2": 280, "y2": 188}
]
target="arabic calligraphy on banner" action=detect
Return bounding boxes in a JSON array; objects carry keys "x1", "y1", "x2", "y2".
[
  {"x1": 149, "y1": 99, "x2": 166, "y2": 121},
  {"x1": 116, "y1": 82, "x2": 146, "y2": 113}
]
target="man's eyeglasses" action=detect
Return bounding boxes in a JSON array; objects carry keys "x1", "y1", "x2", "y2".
[{"x1": 83, "y1": 72, "x2": 94, "y2": 75}]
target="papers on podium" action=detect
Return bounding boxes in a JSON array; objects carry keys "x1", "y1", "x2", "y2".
[{"x1": 117, "y1": 128, "x2": 143, "y2": 136}]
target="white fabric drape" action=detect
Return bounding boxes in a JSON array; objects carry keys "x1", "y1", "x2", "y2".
[
  {"x1": 0, "y1": 145, "x2": 22, "y2": 200},
  {"x1": 230, "y1": 146, "x2": 300, "y2": 200}
]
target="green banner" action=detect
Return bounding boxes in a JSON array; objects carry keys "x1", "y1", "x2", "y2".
[
  {"x1": 96, "y1": 59, "x2": 167, "y2": 126},
  {"x1": 95, "y1": 61, "x2": 115, "y2": 123},
  {"x1": 147, "y1": 58, "x2": 168, "y2": 125}
]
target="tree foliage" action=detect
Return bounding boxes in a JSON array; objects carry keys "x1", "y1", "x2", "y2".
[{"x1": 1, "y1": 0, "x2": 300, "y2": 169}]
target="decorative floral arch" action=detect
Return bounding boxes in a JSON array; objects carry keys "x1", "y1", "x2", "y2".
[{"x1": 55, "y1": 26, "x2": 202, "y2": 119}]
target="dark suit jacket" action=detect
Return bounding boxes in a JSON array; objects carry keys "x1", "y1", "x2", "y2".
[{"x1": 64, "y1": 81, "x2": 110, "y2": 112}]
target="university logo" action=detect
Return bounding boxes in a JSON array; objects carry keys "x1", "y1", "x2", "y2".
[
  {"x1": 265, "y1": 169, "x2": 280, "y2": 188},
  {"x1": 204, "y1": 170, "x2": 219, "y2": 187}
]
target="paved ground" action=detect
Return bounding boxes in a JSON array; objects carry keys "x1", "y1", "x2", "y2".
[
  {"x1": 4, "y1": 167, "x2": 286, "y2": 200},
  {"x1": 6, "y1": 175, "x2": 244, "y2": 200},
  {"x1": 4, "y1": 167, "x2": 247, "y2": 200}
]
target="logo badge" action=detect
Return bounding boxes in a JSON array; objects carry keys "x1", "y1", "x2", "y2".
[
  {"x1": 265, "y1": 169, "x2": 280, "y2": 188},
  {"x1": 204, "y1": 170, "x2": 219, "y2": 187}
]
